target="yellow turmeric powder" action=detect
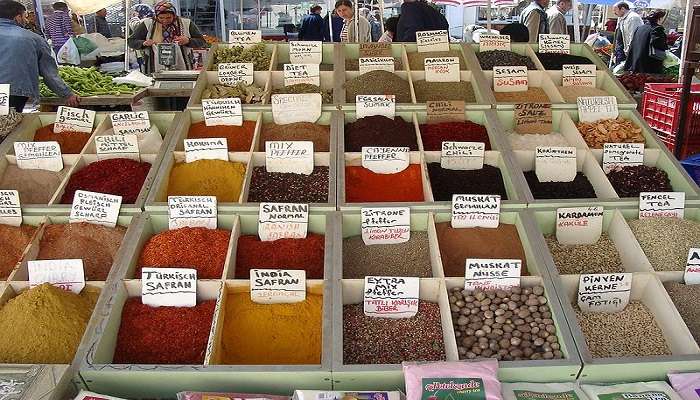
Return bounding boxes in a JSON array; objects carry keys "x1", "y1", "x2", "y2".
[
  {"x1": 220, "y1": 292, "x2": 323, "y2": 365},
  {"x1": 167, "y1": 159, "x2": 246, "y2": 202}
]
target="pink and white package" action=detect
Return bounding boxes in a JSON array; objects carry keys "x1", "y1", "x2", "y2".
[
  {"x1": 669, "y1": 372, "x2": 700, "y2": 400},
  {"x1": 402, "y1": 360, "x2": 502, "y2": 400}
]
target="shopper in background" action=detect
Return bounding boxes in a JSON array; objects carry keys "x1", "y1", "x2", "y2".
[
  {"x1": 378, "y1": 16, "x2": 399, "y2": 42},
  {"x1": 129, "y1": 4, "x2": 154, "y2": 72},
  {"x1": 0, "y1": 0, "x2": 79, "y2": 111},
  {"x1": 25, "y1": 10, "x2": 43, "y2": 35},
  {"x1": 335, "y1": 0, "x2": 371, "y2": 43},
  {"x1": 500, "y1": 22, "x2": 530, "y2": 42},
  {"x1": 45, "y1": 1, "x2": 74, "y2": 55},
  {"x1": 546, "y1": 0, "x2": 571, "y2": 35},
  {"x1": 322, "y1": 10, "x2": 344, "y2": 42},
  {"x1": 520, "y1": 0, "x2": 548, "y2": 42},
  {"x1": 71, "y1": 12, "x2": 85, "y2": 35},
  {"x1": 298, "y1": 4, "x2": 325, "y2": 41},
  {"x1": 395, "y1": 0, "x2": 448, "y2": 42},
  {"x1": 362, "y1": 8, "x2": 382, "y2": 42},
  {"x1": 612, "y1": 1, "x2": 642, "y2": 65},
  {"x1": 95, "y1": 8, "x2": 112, "y2": 38},
  {"x1": 624, "y1": 10, "x2": 668, "y2": 74}
]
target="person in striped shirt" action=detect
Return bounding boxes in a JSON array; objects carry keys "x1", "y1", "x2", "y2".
[{"x1": 45, "y1": 2, "x2": 74, "y2": 55}]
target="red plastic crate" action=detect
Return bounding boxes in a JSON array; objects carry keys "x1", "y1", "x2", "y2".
[{"x1": 641, "y1": 83, "x2": 700, "y2": 157}]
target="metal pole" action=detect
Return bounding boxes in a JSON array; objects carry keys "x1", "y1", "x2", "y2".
[
  {"x1": 329, "y1": 0, "x2": 334, "y2": 40},
  {"x1": 572, "y1": 0, "x2": 580, "y2": 42},
  {"x1": 487, "y1": 0, "x2": 492, "y2": 30},
  {"x1": 354, "y1": 0, "x2": 359, "y2": 41},
  {"x1": 125, "y1": 0, "x2": 130, "y2": 71},
  {"x1": 379, "y1": 0, "x2": 384, "y2": 34},
  {"x1": 219, "y1": 0, "x2": 226, "y2": 39}
]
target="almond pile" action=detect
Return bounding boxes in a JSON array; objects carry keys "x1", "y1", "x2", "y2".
[{"x1": 576, "y1": 117, "x2": 644, "y2": 148}]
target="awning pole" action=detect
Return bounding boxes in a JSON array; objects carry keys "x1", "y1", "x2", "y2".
[{"x1": 572, "y1": 0, "x2": 580, "y2": 42}]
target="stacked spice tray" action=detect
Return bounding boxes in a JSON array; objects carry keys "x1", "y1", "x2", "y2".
[
  {"x1": 146, "y1": 109, "x2": 337, "y2": 211},
  {"x1": 529, "y1": 43, "x2": 611, "y2": 71},
  {"x1": 341, "y1": 43, "x2": 406, "y2": 72},
  {"x1": 80, "y1": 211, "x2": 335, "y2": 398},
  {"x1": 545, "y1": 70, "x2": 636, "y2": 109},
  {"x1": 188, "y1": 69, "x2": 272, "y2": 108},
  {"x1": 203, "y1": 42, "x2": 276, "y2": 73},
  {"x1": 331, "y1": 209, "x2": 580, "y2": 390},
  {"x1": 482, "y1": 69, "x2": 566, "y2": 109}
]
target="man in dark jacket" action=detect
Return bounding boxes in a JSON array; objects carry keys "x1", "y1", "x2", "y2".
[
  {"x1": 323, "y1": 11, "x2": 343, "y2": 42},
  {"x1": 95, "y1": 8, "x2": 112, "y2": 38},
  {"x1": 519, "y1": 0, "x2": 548, "y2": 42},
  {"x1": 299, "y1": 5, "x2": 324, "y2": 41},
  {"x1": 395, "y1": 0, "x2": 448, "y2": 42},
  {"x1": 624, "y1": 10, "x2": 668, "y2": 74}
]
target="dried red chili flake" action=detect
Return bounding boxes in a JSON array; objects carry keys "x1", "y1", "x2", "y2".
[
  {"x1": 60, "y1": 158, "x2": 151, "y2": 204},
  {"x1": 419, "y1": 121, "x2": 490, "y2": 151},
  {"x1": 112, "y1": 298, "x2": 216, "y2": 364},
  {"x1": 234, "y1": 233, "x2": 325, "y2": 279},
  {"x1": 137, "y1": 227, "x2": 230, "y2": 279}
]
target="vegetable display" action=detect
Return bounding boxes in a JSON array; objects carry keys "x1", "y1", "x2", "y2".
[{"x1": 40, "y1": 66, "x2": 139, "y2": 97}]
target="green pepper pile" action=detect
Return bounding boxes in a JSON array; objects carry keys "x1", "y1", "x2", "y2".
[{"x1": 40, "y1": 66, "x2": 139, "y2": 97}]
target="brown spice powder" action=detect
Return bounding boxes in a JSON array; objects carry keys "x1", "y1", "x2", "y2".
[{"x1": 0, "y1": 224, "x2": 36, "y2": 278}]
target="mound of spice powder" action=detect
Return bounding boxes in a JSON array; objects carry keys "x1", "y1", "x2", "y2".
[
  {"x1": 494, "y1": 87, "x2": 550, "y2": 103},
  {"x1": 407, "y1": 50, "x2": 467, "y2": 70},
  {"x1": 34, "y1": 124, "x2": 91, "y2": 154},
  {"x1": 113, "y1": 298, "x2": 216, "y2": 364},
  {"x1": 271, "y1": 83, "x2": 333, "y2": 104},
  {"x1": 258, "y1": 122, "x2": 330, "y2": 152},
  {"x1": 545, "y1": 233, "x2": 624, "y2": 274},
  {"x1": 247, "y1": 166, "x2": 328, "y2": 203},
  {"x1": 345, "y1": 115, "x2": 418, "y2": 151},
  {"x1": 0, "y1": 165, "x2": 66, "y2": 204},
  {"x1": 138, "y1": 227, "x2": 230, "y2": 279},
  {"x1": 60, "y1": 158, "x2": 151, "y2": 204},
  {"x1": 343, "y1": 232, "x2": 432, "y2": 278},
  {"x1": 606, "y1": 165, "x2": 673, "y2": 198},
  {"x1": 345, "y1": 165, "x2": 424, "y2": 203},
  {"x1": 427, "y1": 163, "x2": 507, "y2": 201},
  {"x1": 343, "y1": 302, "x2": 445, "y2": 364},
  {"x1": 0, "y1": 224, "x2": 36, "y2": 278},
  {"x1": 344, "y1": 70, "x2": 412, "y2": 103},
  {"x1": 419, "y1": 121, "x2": 490, "y2": 151},
  {"x1": 167, "y1": 159, "x2": 246, "y2": 203},
  {"x1": 187, "y1": 120, "x2": 256, "y2": 152},
  {"x1": 0, "y1": 283, "x2": 98, "y2": 363},
  {"x1": 628, "y1": 217, "x2": 700, "y2": 271},
  {"x1": 477, "y1": 50, "x2": 537, "y2": 70},
  {"x1": 524, "y1": 171, "x2": 597, "y2": 199},
  {"x1": 235, "y1": 233, "x2": 325, "y2": 279},
  {"x1": 37, "y1": 222, "x2": 126, "y2": 280},
  {"x1": 535, "y1": 52, "x2": 594, "y2": 70},
  {"x1": 413, "y1": 81, "x2": 476, "y2": 103}
]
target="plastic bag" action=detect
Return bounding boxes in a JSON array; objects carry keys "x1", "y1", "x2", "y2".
[
  {"x1": 403, "y1": 360, "x2": 502, "y2": 400},
  {"x1": 57, "y1": 38, "x2": 80, "y2": 65},
  {"x1": 669, "y1": 372, "x2": 700, "y2": 400},
  {"x1": 664, "y1": 51, "x2": 681, "y2": 68},
  {"x1": 73, "y1": 36, "x2": 97, "y2": 55},
  {"x1": 582, "y1": 381, "x2": 683, "y2": 400},
  {"x1": 113, "y1": 70, "x2": 153, "y2": 87},
  {"x1": 177, "y1": 392, "x2": 289, "y2": 400},
  {"x1": 502, "y1": 382, "x2": 589, "y2": 400}
]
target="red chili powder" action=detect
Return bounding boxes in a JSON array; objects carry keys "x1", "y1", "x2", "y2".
[
  {"x1": 235, "y1": 233, "x2": 325, "y2": 279},
  {"x1": 137, "y1": 227, "x2": 230, "y2": 279},
  {"x1": 60, "y1": 158, "x2": 151, "y2": 204},
  {"x1": 419, "y1": 121, "x2": 490, "y2": 151},
  {"x1": 345, "y1": 164, "x2": 424, "y2": 203},
  {"x1": 113, "y1": 298, "x2": 216, "y2": 364},
  {"x1": 33, "y1": 124, "x2": 91, "y2": 154},
  {"x1": 187, "y1": 120, "x2": 256, "y2": 151}
]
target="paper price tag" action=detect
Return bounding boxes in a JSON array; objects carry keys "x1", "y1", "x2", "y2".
[
  {"x1": 685, "y1": 248, "x2": 700, "y2": 284},
  {"x1": 514, "y1": 103, "x2": 552, "y2": 134},
  {"x1": 416, "y1": 30, "x2": 450, "y2": 52},
  {"x1": 258, "y1": 202, "x2": 309, "y2": 241},
  {"x1": 535, "y1": 146, "x2": 577, "y2": 182},
  {"x1": 265, "y1": 141, "x2": 314, "y2": 175},
  {"x1": 424, "y1": 57, "x2": 460, "y2": 82},
  {"x1": 283, "y1": 63, "x2": 320, "y2": 86},
  {"x1": 578, "y1": 273, "x2": 631, "y2": 312},
  {"x1": 539, "y1": 34, "x2": 570, "y2": 53},
  {"x1": 14, "y1": 141, "x2": 63, "y2": 172},
  {"x1": 441, "y1": 141, "x2": 485, "y2": 170},
  {"x1": 493, "y1": 66, "x2": 528, "y2": 92},
  {"x1": 271, "y1": 93, "x2": 322, "y2": 125},
  {"x1": 202, "y1": 98, "x2": 243, "y2": 126},
  {"x1": 54, "y1": 106, "x2": 95, "y2": 133},
  {"x1": 562, "y1": 64, "x2": 596, "y2": 87},
  {"x1": 356, "y1": 95, "x2": 396, "y2": 118},
  {"x1": 358, "y1": 57, "x2": 395, "y2": 74},
  {"x1": 465, "y1": 258, "x2": 521, "y2": 291},
  {"x1": 451, "y1": 194, "x2": 501, "y2": 228},
  {"x1": 602, "y1": 143, "x2": 644, "y2": 173},
  {"x1": 69, "y1": 190, "x2": 122, "y2": 227},
  {"x1": 142, "y1": 268, "x2": 197, "y2": 307},
  {"x1": 359, "y1": 43, "x2": 393, "y2": 57},
  {"x1": 95, "y1": 135, "x2": 140, "y2": 161},
  {"x1": 479, "y1": 34, "x2": 511, "y2": 51},
  {"x1": 0, "y1": 84, "x2": 9, "y2": 116},
  {"x1": 427, "y1": 100, "x2": 465, "y2": 122},
  {"x1": 364, "y1": 276, "x2": 419, "y2": 318},
  {"x1": 639, "y1": 192, "x2": 685, "y2": 219},
  {"x1": 0, "y1": 190, "x2": 21, "y2": 226},
  {"x1": 228, "y1": 30, "x2": 262, "y2": 46},
  {"x1": 250, "y1": 269, "x2": 306, "y2": 304},
  {"x1": 556, "y1": 206, "x2": 603, "y2": 245},
  {"x1": 168, "y1": 196, "x2": 217, "y2": 230},
  {"x1": 577, "y1": 96, "x2": 619, "y2": 123},
  {"x1": 361, "y1": 146, "x2": 409, "y2": 174},
  {"x1": 218, "y1": 63, "x2": 254, "y2": 85},
  {"x1": 184, "y1": 138, "x2": 229, "y2": 163},
  {"x1": 28, "y1": 259, "x2": 85, "y2": 294},
  {"x1": 110, "y1": 112, "x2": 150, "y2": 136},
  {"x1": 289, "y1": 41, "x2": 322, "y2": 64},
  {"x1": 361, "y1": 207, "x2": 410, "y2": 245}
]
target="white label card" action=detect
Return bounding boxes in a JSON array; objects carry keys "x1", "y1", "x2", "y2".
[
  {"x1": 0, "y1": 84, "x2": 10, "y2": 116},
  {"x1": 54, "y1": 106, "x2": 95, "y2": 133},
  {"x1": 578, "y1": 273, "x2": 632, "y2": 312},
  {"x1": 465, "y1": 258, "x2": 521, "y2": 291},
  {"x1": 479, "y1": 34, "x2": 511, "y2": 51},
  {"x1": 265, "y1": 141, "x2": 314, "y2": 175},
  {"x1": 359, "y1": 57, "x2": 395, "y2": 74},
  {"x1": 556, "y1": 206, "x2": 603, "y2": 245},
  {"x1": 69, "y1": 190, "x2": 122, "y2": 227},
  {"x1": 258, "y1": 202, "x2": 309, "y2": 241},
  {"x1": 361, "y1": 146, "x2": 409, "y2": 174},
  {"x1": 168, "y1": 196, "x2": 217, "y2": 230},
  {"x1": 95, "y1": 135, "x2": 140, "y2": 161},
  {"x1": 271, "y1": 93, "x2": 322, "y2": 125},
  {"x1": 535, "y1": 146, "x2": 577, "y2": 183},
  {"x1": 141, "y1": 268, "x2": 197, "y2": 307},
  {"x1": 361, "y1": 207, "x2": 410, "y2": 245},
  {"x1": 0, "y1": 190, "x2": 21, "y2": 226},
  {"x1": 493, "y1": 66, "x2": 528, "y2": 92},
  {"x1": 639, "y1": 192, "x2": 685, "y2": 219},
  {"x1": 14, "y1": 141, "x2": 63, "y2": 172},
  {"x1": 685, "y1": 248, "x2": 700, "y2": 285},
  {"x1": 602, "y1": 143, "x2": 644, "y2": 173},
  {"x1": 416, "y1": 30, "x2": 450, "y2": 52},
  {"x1": 218, "y1": 63, "x2": 254, "y2": 85},
  {"x1": 202, "y1": 98, "x2": 243, "y2": 127},
  {"x1": 356, "y1": 95, "x2": 396, "y2": 118},
  {"x1": 562, "y1": 64, "x2": 596, "y2": 87},
  {"x1": 283, "y1": 63, "x2": 320, "y2": 86},
  {"x1": 364, "y1": 276, "x2": 419, "y2": 318},
  {"x1": 250, "y1": 269, "x2": 306, "y2": 304},
  {"x1": 228, "y1": 30, "x2": 262, "y2": 46},
  {"x1": 425, "y1": 57, "x2": 460, "y2": 83},
  {"x1": 110, "y1": 112, "x2": 150, "y2": 136},
  {"x1": 451, "y1": 194, "x2": 501, "y2": 229},
  {"x1": 28, "y1": 259, "x2": 85, "y2": 294},
  {"x1": 577, "y1": 96, "x2": 619, "y2": 123},
  {"x1": 184, "y1": 138, "x2": 229, "y2": 162},
  {"x1": 441, "y1": 142, "x2": 485, "y2": 170},
  {"x1": 289, "y1": 41, "x2": 322, "y2": 64},
  {"x1": 539, "y1": 34, "x2": 571, "y2": 54}
]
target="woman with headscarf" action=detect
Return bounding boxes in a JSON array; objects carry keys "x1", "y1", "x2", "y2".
[
  {"x1": 127, "y1": 0, "x2": 206, "y2": 74},
  {"x1": 129, "y1": 4, "x2": 154, "y2": 31},
  {"x1": 335, "y1": 0, "x2": 371, "y2": 43}
]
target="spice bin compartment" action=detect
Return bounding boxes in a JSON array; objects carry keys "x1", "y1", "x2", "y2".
[
  {"x1": 546, "y1": 71, "x2": 636, "y2": 109},
  {"x1": 464, "y1": 43, "x2": 543, "y2": 73},
  {"x1": 272, "y1": 43, "x2": 337, "y2": 71},
  {"x1": 267, "y1": 71, "x2": 336, "y2": 105},
  {"x1": 342, "y1": 70, "x2": 416, "y2": 105},
  {"x1": 341, "y1": 43, "x2": 408, "y2": 72},
  {"x1": 491, "y1": 109, "x2": 584, "y2": 152},
  {"x1": 529, "y1": 43, "x2": 609, "y2": 71},
  {"x1": 4, "y1": 112, "x2": 109, "y2": 155},
  {"x1": 482, "y1": 71, "x2": 565, "y2": 109},
  {"x1": 408, "y1": 71, "x2": 494, "y2": 108},
  {"x1": 403, "y1": 43, "x2": 471, "y2": 71},
  {"x1": 0, "y1": 153, "x2": 81, "y2": 207},
  {"x1": 0, "y1": 215, "x2": 47, "y2": 282},
  {"x1": 188, "y1": 71, "x2": 271, "y2": 107},
  {"x1": 167, "y1": 109, "x2": 261, "y2": 154},
  {"x1": 203, "y1": 42, "x2": 276, "y2": 72}
]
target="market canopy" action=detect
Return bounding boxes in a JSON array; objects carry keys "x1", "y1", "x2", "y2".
[
  {"x1": 431, "y1": 0, "x2": 517, "y2": 6},
  {"x1": 66, "y1": 0, "x2": 123, "y2": 15}
]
